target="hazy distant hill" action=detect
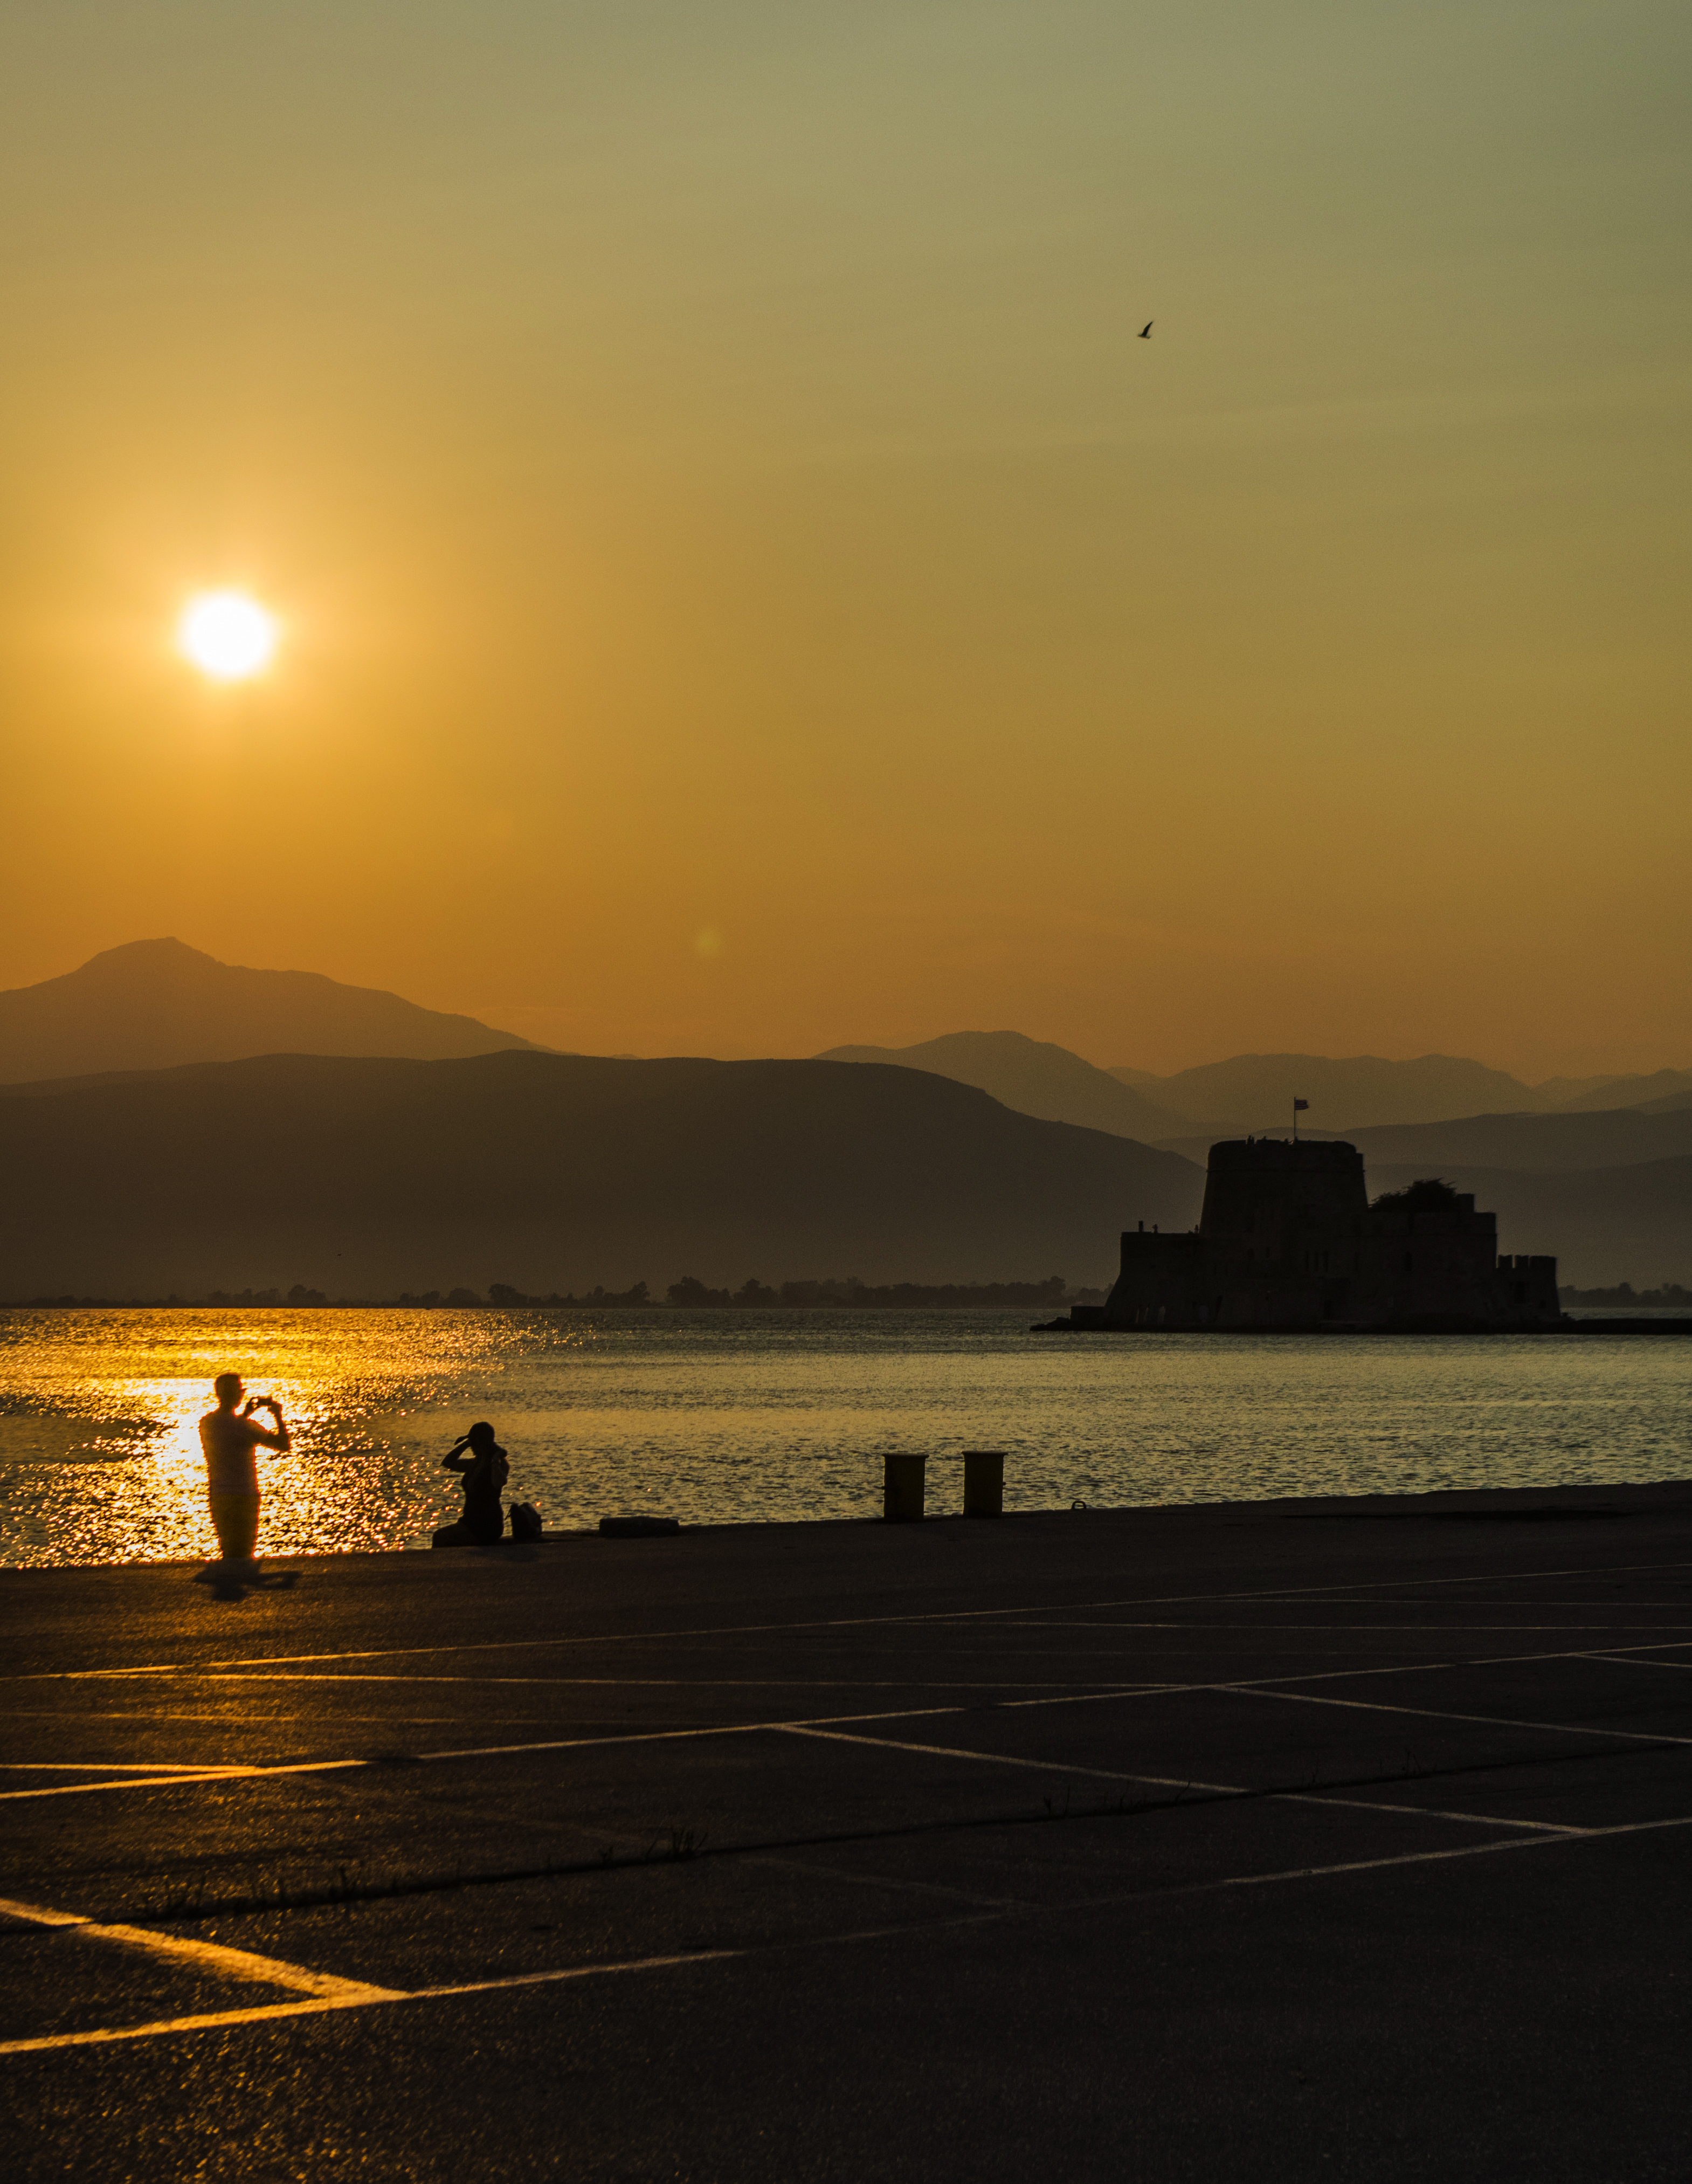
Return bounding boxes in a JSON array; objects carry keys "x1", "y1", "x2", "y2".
[
  {"x1": 0, "y1": 940, "x2": 542, "y2": 1083},
  {"x1": 1109, "y1": 1052, "x2": 1541, "y2": 1135},
  {"x1": 1529, "y1": 1074, "x2": 1633, "y2": 1108},
  {"x1": 1339, "y1": 1106, "x2": 1692, "y2": 1174},
  {"x1": 1553, "y1": 1069, "x2": 1692, "y2": 1113},
  {"x1": 1364, "y1": 1159, "x2": 1692, "y2": 1289},
  {"x1": 816, "y1": 1031, "x2": 1186, "y2": 1141},
  {"x1": 1108, "y1": 1051, "x2": 1692, "y2": 1131},
  {"x1": 0, "y1": 1052, "x2": 1203, "y2": 1298},
  {"x1": 1158, "y1": 1105, "x2": 1692, "y2": 1175}
]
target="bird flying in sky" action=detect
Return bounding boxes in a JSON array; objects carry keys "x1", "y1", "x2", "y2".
[{"x1": 1139, "y1": 321, "x2": 1153, "y2": 337}]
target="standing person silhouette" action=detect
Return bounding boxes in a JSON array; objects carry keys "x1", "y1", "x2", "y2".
[
  {"x1": 198, "y1": 1374, "x2": 292, "y2": 1569},
  {"x1": 440, "y1": 1422, "x2": 509, "y2": 1545}
]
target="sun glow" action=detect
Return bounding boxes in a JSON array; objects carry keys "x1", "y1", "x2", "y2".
[{"x1": 177, "y1": 590, "x2": 279, "y2": 681}]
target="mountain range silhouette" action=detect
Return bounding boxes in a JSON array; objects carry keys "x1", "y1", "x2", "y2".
[
  {"x1": 0, "y1": 943, "x2": 1684, "y2": 1291},
  {"x1": 0, "y1": 939, "x2": 540, "y2": 1083},
  {"x1": 0, "y1": 1051, "x2": 1199, "y2": 1298}
]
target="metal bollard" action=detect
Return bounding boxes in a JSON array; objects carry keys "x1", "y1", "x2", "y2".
[
  {"x1": 882, "y1": 1452, "x2": 926, "y2": 1522},
  {"x1": 963, "y1": 1451, "x2": 1005, "y2": 1518}
]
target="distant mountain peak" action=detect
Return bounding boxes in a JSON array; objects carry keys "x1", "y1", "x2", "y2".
[
  {"x1": 0, "y1": 940, "x2": 544, "y2": 1084},
  {"x1": 813, "y1": 1030, "x2": 1187, "y2": 1142},
  {"x1": 31, "y1": 935, "x2": 208, "y2": 977}
]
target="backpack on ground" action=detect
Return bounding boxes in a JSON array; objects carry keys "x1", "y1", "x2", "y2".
[{"x1": 508, "y1": 1501, "x2": 544, "y2": 1542}]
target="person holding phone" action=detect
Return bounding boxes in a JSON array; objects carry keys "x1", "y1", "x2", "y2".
[{"x1": 198, "y1": 1373, "x2": 292, "y2": 1568}]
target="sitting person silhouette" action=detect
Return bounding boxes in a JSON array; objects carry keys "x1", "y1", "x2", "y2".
[
  {"x1": 198, "y1": 1374, "x2": 292, "y2": 1568},
  {"x1": 439, "y1": 1421, "x2": 509, "y2": 1545}
]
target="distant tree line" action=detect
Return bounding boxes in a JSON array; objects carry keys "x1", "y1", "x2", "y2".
[
  {"x1": 203, "y1": 1284, "x2": 329, "y2": 1308},
  {"x1": 19, "y1": 1284, "x2": 331, "y2": 1308},
  {"x1": 12, "y1": 1274, "x2": 1097, "y2": 1310},
  {"x1": 395, "y1": 1275, "x2": 1076, "y2": 1308},
  {"x1": 1558, "y1": 1282, "x2": 1690, "y2": 1307},
  {"x1": 396, "y1": 1282, "x2": 655, "y2": 1308},
  {"x1": 665, "y1": 1274, "x2": 1072, "y2": 1308}
]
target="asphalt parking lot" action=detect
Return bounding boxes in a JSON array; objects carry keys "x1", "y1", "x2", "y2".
[{"x1": 5, "y1": 1481, "x2": 1692, "y2": 2181}]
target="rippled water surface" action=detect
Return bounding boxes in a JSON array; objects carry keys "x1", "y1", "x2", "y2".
[{"x1": 1, "y1": 1308, "x2": 1688, "y2": 1567}]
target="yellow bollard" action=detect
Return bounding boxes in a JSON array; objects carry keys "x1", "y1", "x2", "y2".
[
  {"x1": 963, "y1": 1451, "x2": 1005, "y2": 1518},
  {"x1": 882, "y1": 1452, "x2": 926, "y2": 1522}
]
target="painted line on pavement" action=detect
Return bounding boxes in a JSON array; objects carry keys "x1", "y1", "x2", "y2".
[
  {"x1": 0, "y1": 1762, "x2": 243, "y2": 1774},
  {"x1": 0, "y1": 1758, "x2": 369, "y2": 1802},
  {"x1": 0, "y1": 1895, "x2": 398, "y2": 2002},
  {"x1": 6, "y1": 1633, "x2": 1692, "y2": 1802},
  {"x1": 12, "y1": 1809, "x2": 1692, "y2": 2058},
  {"x1": 1579, "y1": 1652, "x2": 1692, "y2": 1670},
  {"x1": 122, "y1": 1672, "x2": 1159, "y2": 1689},
  {"x1": 0, "y1": 1945, "x2": 743, "y2": 2056},
  {"x1": 773, "y1": 1724, "x2": 1588, "y2": 1835},
  {"x1": 997, "y1": 1621, "x2": 1692, "y2": 1633},
  {"x1": 1218, "y1": 1683, "x2": 1692, "y2": 1747},
  {"x1": 16, "y1": 1554, "x2": 1692, "y2": 1682}
]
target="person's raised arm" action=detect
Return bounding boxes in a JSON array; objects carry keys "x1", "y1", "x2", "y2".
[
  {"x1": 243, "y1": 1396, "x2": 292, "y2": 1453},
  {"x1": 440, "y1": 1436, "x2": 472, "y2": 1472}
]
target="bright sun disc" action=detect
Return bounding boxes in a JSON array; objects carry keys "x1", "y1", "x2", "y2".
[{"x1": 177, "y1": 590, "x2": 279, "y2": 681}]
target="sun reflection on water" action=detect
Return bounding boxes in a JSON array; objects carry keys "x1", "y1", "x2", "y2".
[
  {"x1": 0, "y1": 1309, "x2": 560, "y2": 1567},
  {"x1": 2, "y1": 1308, "x2": 1687, "y2": 1568}
]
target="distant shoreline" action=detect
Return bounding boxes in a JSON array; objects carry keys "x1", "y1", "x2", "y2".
[{"x1": 3, "y1": 1276, "x2": 1102, "y2": 1312}]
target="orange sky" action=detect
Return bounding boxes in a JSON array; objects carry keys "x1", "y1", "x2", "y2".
[{"x1": 2, "y1": 2, "x2": 1687, "y2": 1078}]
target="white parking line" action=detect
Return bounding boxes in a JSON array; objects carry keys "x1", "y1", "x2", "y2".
[
  {"x1": 1580, "y1": 1653, "x2": 1692, "y2": 1671},
  {"x1": 10, "y1": 1808, "x2": 1692, "y2": 2058},
  {"x1": 0, "y1": 1758, "x2": 368, "y2": 1802},
  {"x1": 7, "y1": 1633, "x2": 1692, "y2": 1803},
  {"x1": 0, "y1": 1946, "x2": 741, "y2": 2056},
  {"x1": 773, "y1": 1724, "x2": 1587, "y2": 1834},
  {"x1": 996, "y1": 1621, "x2": 1692, "y2": 1633},
  {"x1": 96, "y1": 1673, "x2": 1158, "y2": 1689},
  {"x1": 1219, "y1": 1684, "x2": 1692, "y2": 1746},
  {"x1": 0, "y1": 1896, "x2": 399, "y2": 2002},
  {"x1": 14, "y1": 1554, "x2": 1692, "y2": 1682},
  {"x1": 0, "y1": 1762, "x2": 240, "y2": 1774}
]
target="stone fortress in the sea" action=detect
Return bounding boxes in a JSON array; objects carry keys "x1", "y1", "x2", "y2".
[{"x1": 1064, "y1": 1136, "x2": 1561, "y2": 1332}]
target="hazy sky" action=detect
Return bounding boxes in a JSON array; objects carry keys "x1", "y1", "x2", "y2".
[{"x1": 2, "y1": 1, "x2": 1687, "y2": 1076}]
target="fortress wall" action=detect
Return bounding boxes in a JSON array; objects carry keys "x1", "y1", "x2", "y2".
[
  {"x1": 1497, "y1": 1253, "x2": 1561, "y2": 1320},
  {"x1": 1093, "y1": 1141, "x2": 1563, "y2": 1330},
  {"x1": 1362, "y1": 1197, "x2": 1502, "y2": 1322},
  {"x1": 1104, "y1": 1231, "x2": 1208, "y2": 1326},
  {"x1": 1200, "y1": 1140, "x2": 1369, "y2": 1254}
]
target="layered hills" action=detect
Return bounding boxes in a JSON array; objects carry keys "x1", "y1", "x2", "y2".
[
  {"x1": 1109, "y1": 1055, "x2": 1692, "y2": 1134},
  {"x1": 815, "y1": 1031, "x2": 1185, "y2": 1140},
  {"x1": 807, "y1": 1035, "x2": 1690, "y2": 1282},
  {"x1": 1554, "y1": 1070, "x2": 1692, "y2": 1114},
  {"x1": 2, "y1": 940, "x2": 1682, "y2": 1292},
  {"x1": 0, "y1": 940, "x2": 541, "y2": 1083},
  {"x1": 1315, "y1": 1106, "x2": 1692, "y2": 1175},
  {"x1": 1156, "y1": 1105, "x2": 1692, "y2": 1174},
  {"x1": 1364, "y1": 1159, "x2": 1692, "y2": 1286},
  {"x1": 818, "y1": 1033, "x2": 1690, "y2": 1142},
  {"x1": 1114, "y1": 1051, "x2": 1543, "y2": 1134},
  {"x1": 0, "y1": 1052, "x2": 1203, "y2": 1299}
]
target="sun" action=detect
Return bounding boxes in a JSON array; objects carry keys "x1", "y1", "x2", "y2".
[{"x1": 176, "y1": 590, "x2": 280, "y2": 681}]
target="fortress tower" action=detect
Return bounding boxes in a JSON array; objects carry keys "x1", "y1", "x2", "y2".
[{"x1": 1086, "y1": 1138, "x2": 1559, "y2": 1332}]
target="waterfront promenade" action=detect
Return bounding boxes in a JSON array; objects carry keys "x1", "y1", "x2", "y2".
[{"x1": 5, "y1": 1482, "x2": 1692, "y2": 2180}]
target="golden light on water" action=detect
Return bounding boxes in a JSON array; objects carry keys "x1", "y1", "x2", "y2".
[
  {"x1": 176, "y1": 590, "x2": 279, "y2": 681},
  {"x1": 0, "y1": 1309, "x2": 535, "y2": 1567}
]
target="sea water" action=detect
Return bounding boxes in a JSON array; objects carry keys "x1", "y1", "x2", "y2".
[{"x1": 0, "y1": 1307, "x2": 1687, "y2": 1568}]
